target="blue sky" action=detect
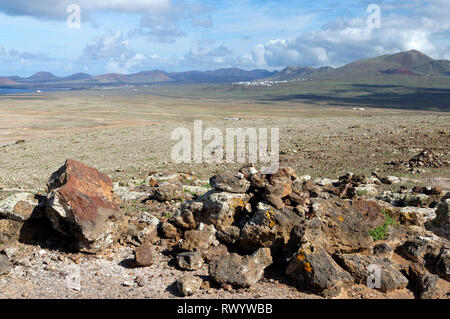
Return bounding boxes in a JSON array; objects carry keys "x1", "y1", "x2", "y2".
[{"x1": 0, "y1": 0, "x2": 448, "y2": 76}]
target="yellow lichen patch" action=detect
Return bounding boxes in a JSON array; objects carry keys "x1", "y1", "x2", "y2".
[
  {"x1": 338, "y1": 215, "x2": 344, "y2": 222},
  {"x1": 269, "y1": 220, "x2": 276, "y2": 228},
  {"x1": 304, "y1": 262, "x2": 312, "y2": 273},
  {"x1": 229, "y1": 197, "x2": 247, "y2": 211},
  {"x1": 296, "y1": 253, "x2": 305, "y2": 261}
]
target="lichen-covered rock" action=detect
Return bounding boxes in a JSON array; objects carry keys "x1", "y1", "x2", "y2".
[
  {"x1": 210, "y1": 173, "x2": 250, "y2": 193},
  {"x1": 197, "y1": 191, "x2": 250, "y2": 229},
  {"x1": 333, "y1": 253, "x2": 408, "y2": 293},
  {"x1": 176, "y1": 274, "x2": 202, "y2": 296},
  {"x1": 285, "y1": 242, "x2": 353, "y2": 298},
  {"x1": 238, "y1": 202, "x2": 304, "y2": 254},
  {"x1": 306, "y1": 198, "x2": 373, "y2": 255},
  {"x1": 399, "y1": 207, "x2": 436, "y2": 227},
  {"x1": 46, "y1": 159, "x2": 127, "y2": 253},
  {"x1": 179, "y1": 224, "x2": 217, "y2": 252},
  {"x1": 154, "y1": 182, "x2": 184, "y2": 202},
  {"x1": 209, "y1": 248, "x2": 272, "y2": 288},
  {"x1": 0, "y1": 193, "x2": 46, "y2": 222},
  {"x1": 377, "y1": 192, "x2": 431, "y2": 208},
  {"x1": 112, "y1": 183, "x2": 149, "y2": 202},
  {"x1": 176, "y1": 252, "x2": 204, "y2": 271}
]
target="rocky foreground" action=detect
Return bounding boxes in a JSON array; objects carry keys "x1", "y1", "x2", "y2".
[{"x1": 0, "y1": 158, "x2": 449, "y2": 299}]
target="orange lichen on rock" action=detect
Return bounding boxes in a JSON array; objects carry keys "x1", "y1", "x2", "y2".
[{"x1": 304, "y1": 262, "x2": 312, "y2": 273}]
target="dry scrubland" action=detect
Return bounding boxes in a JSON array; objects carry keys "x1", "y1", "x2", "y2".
[
  {"x1": 0, "y1": 88, "x2": 449, "y2": 191},
  {"x1": 0, "y1": 87, "x2": 449, "y2": 299}
]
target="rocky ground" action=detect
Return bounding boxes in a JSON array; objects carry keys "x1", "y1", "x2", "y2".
[
  {"x1": 0, "y1": 101, "x2": 449, "y2": 299},
  {"x1": 0, "y1": 155, "x2": 449, "y2": 299}
]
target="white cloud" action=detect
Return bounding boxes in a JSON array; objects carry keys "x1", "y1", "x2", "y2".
[
  {"x1": 0, "y1": 0, "x2": 172, "y2": 19},
  {"x1": 0, "y1": 0, "x2": 211, "y2": 43},
  {"x1": 82, "y1": 30, "x2": 148, "y2": 74},
  {"x1": 184, "y1": 41, "x2": 233, "y2": 67},
  {"x1": 250, "y1": 9, "x2": 449, "y2": 69}
]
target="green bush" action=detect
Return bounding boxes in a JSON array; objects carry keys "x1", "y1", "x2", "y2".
[{"x1": 369, "y1": 210, "x2": 397, "y2": 241}]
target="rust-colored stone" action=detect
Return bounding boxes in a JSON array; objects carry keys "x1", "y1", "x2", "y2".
[{"x1": 46, "y1": 159, "x2": 126, "y2": 252}]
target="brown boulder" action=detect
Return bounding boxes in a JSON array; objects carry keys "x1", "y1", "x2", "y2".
[{"x1": 135, "y1": 243, "x2": 155, "y2": 267}]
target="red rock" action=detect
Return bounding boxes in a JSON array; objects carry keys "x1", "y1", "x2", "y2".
[{"x1": 46, "y1": 159, "x2": 127, "y2": 252}]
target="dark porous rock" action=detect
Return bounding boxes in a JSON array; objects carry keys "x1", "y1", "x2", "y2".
[
  {"x1": 333, "y1": 253, "x2": 409, "y2": 293},
  {"x1": 238, "y1": 202, "x2": 304, "y2": 255},
  {"x1": 210, "y1": 173, "x2": 250, "y2": 193},
  {"x1": 307, "y1": 198, "x2": 373, "y2": 255},
  {"x1": 0, "y1": 254, "x2": 11, "y2": 276},
  {"x1": 154, "y1": 182, "x2": 184, "y2": 202},
  {"x1": 176, "y1": 252, "x2": 204, "y2": 271},
  {"x1": 135, "y1": 243, "x2": 155, "y2": 267},
  {"x1": 209, "y1": 248, "x2": 272, "y2": 288},
  {"x1": 408, "y1": 263, "x2": 438, "y2": 299},
  {"x1": 161, "y1": 222, "x2": 180, "y2": 240},
  {"x1": 176, "y1": 274, "x2": 202, "y2": 296},
  {"x1": 398, "y1": 235, "x2": 444, "y2": 266},
  {"x1": 372, "y1": 243, "x2": 394, "y2": 259},
  {"x1": 202, "y1": 243, "x2": 229, "y2": 263},
  {"x1": 263, "y1": 193, "x2": 285, "y2": 210},
  {"x1": 217, "y1": 225, "x2": 240, "y2": 244},
  {"x1": 435, "y1": 248, "x2": 450, "y2": 281},
  {"x1": 426, "y1": 198, "x2": 449, "y2": 239},
  {"x1": 179, "y1": 224, "x2": 216, "y2": 252},
  {"x1": 285, "y1": 242, "x2": 353, "y2": 298},
  {"x1": 46, "y1": 159, "x2": 127, "y2": 253}
]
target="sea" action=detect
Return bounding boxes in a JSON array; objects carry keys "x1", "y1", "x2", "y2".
[{"x1": 0, "y1": 88, "x2": 72, "y2": 94}]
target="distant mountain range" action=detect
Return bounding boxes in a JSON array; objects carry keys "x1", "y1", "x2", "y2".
[
  {"x1": 1, "y1": 50, "x2": 448, "y2": 87},
  {"x1": 268, "y1": 50, "x2": 450, "y2": 81}
]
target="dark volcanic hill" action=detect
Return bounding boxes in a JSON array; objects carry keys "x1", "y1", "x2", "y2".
[
  {"x1": 2, "y1": 50, "x2": 448, "y2": 86},
  {"x1": 0, "y1": 77, "x2": 18, "y2": 86},
  {"x1": 64, "y1": 73, "x2": 91, "y2": 81},
  {"x1": 267, "y1": 50, "x2": 450, "y2": 81},
  {"x1": 26, "y1": 71, "x2": 60, "y2": 82},
  {"x1": 311, "y1": 50, "x2": 450, "y2": 80},
  {"x1": 169, "y1": 68, "x2": 277, "y2": 83}
]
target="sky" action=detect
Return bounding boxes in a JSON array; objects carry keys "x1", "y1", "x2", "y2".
[{"x1": 0, "y1": 0, "x2": 448, "y2": 76}]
